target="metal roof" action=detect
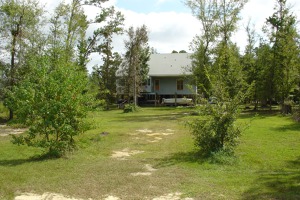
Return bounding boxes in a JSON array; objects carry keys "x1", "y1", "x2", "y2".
[{"x1": 148, "y1": 53, "x2": 192, "y2": 77}]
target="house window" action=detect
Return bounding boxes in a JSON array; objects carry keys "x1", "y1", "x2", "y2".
[
  {"x1": 154, "y1": 79, "x2": 160, "y2": 91},
  {"x1": 177, "y1": 79, "x2": 184, "y2": 90}
]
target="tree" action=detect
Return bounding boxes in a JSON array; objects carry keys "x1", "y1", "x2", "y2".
[
  {"x1": 6, "y1": 54, "x2": 89, "y2": 157},
  {"x1": 265, "y1": 0, "x2": 300, "y2": 112},
  {"x1": 186, "y1": 0, "x2": 248, "y2": 155},
  {"x1": 188, "y1": 90, "x2": 247, "y2": 155},
  {"x1": 47, "y1": 0, "x2": 89, "y2": 68},
  {"x1": 241, "y1": 21, "x2": 261, "y2": 110},
  {"x1": 0, "y1": 0, "x2": 44, "y2": 120},
  {"x1": 2, "y1": 0, "x2": 120, "y2": 156},
  {"x1": 186, "y1": 0, "x2": 219, "y2": 98},
  {"x1": 89, "y1": 6, "x2": 124, "y2": 108},
  {"x1": 254, "y1": 41, "x2": 273, "y2": 108},
  {"x1": 91, "y1": 52, "x2": 122, "y2": 108},
  {"x1": 119, "y1": 25, "x2": 150, "y2": 107},
  {"x1": 212, "y1": 0, "x2": 247, "y2": 100}
]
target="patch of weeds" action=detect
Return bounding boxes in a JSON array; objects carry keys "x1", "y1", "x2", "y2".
[
  {"x1": 123, "y1": 104, "x2": 140, "y2": 113},
  {"x1": 208, "y1": 151, "x2": 239, "y2": 165}
]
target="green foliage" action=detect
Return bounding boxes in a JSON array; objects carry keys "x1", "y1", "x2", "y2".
[
  {"x1": 208, "y1": 150, "x2": 238, "y2": 165},
  {"x1": 188, "y1": 95, "x2": 244, "y2": 155},
  {"x1": 5, "y1": 57, "x2": 90, "y2": 157},
  {"x1": 119, "y1": 25, "x2": 150, "y2": 106},
  {"x1": 0, "y1": 101, "x2": 8, "y2": 120},
  {"x1": 265, "y1": 0, "x2": 300, "y2": 107},
  {"x1": 0, "y1": 0, "x2": 45, "y2": 120},
  {"x1": 187, "y1": 0, "x2": 249, "y2": 156},
  {"x1": 90, "y1": 52, "x2": 123, "y2": 108},
  {"x1": 123, "y1": 104, "x2": 140, "y2": 113},
  {"x1": 87, "y1": 7, "x2": 124, "y2": 108}
]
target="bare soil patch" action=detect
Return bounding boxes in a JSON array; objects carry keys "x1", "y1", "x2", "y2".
[
  {"x1": 0, "y1": 125, "x2": 27, "y2": 137},
  {"x1": 111, "y1": 148, "x2": 144, "y2": 160},
  {"x1": 15, "y1": 192, "x2": 193, "y2": 200},
  {"x1": 153, "y1": 192, "x2": 194, "y2": 200},
  {"x1": 136, "y1": 129, "x2": 153, "y2": 133},
  {"x1": 14, "y1": 192, "x2": 87, "y2": 200},
  {"x1": 130, "y1": 164, "x2": 157, "y2": 176}
]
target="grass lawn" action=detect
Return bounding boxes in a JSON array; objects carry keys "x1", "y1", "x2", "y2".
[{"x1": 0, "y1": 107, "x2": 299, "y2": 199}]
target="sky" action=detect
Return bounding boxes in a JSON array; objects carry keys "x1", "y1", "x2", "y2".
[{"x1": 40, "y1": 0, "x2": 300, "y2": 71}]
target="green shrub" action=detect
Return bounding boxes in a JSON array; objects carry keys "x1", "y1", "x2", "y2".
[
  {"x1": 123, "y1": 104, "x2": 139, "y2": 113},
  {"x1": 6, "y1": 57, "x2": 90, "y2": 157},
  {"x1": 187, "y1": 90, "x2": 248, "y2": 156}
]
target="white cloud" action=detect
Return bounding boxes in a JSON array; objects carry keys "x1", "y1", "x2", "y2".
[{"x1": 114, "y1": 10, "x2": 201, "y2": 53}]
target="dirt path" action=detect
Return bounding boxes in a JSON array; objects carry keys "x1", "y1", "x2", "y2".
[
  {"x1": 12, "y1": 126, "x2": 194, "y2": 200},
  {"x1": 15, "y1": 192, "x2": 193, "y2": 200}
]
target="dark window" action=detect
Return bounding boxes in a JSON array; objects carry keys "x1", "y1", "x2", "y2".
[
  {"x1": 154, "y1": 79, "x2": 160, "y2": 91},
  {"x1": 177, "y1": 79, "x2": 184, "y2": 90}
]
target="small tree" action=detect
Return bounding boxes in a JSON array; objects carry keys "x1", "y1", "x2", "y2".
[
  {"x1": 186, "y1": 0, "x2": 248, "y2": 156},
  {"x1": 5, "y1": 56, "x2": 89, "y2": 157},
  {"x1": 188, "y1": 89, "x2": 248, "y2": 155},
  {"x1": 119, "y1": 25, "x2": 150, "y2": 107}
]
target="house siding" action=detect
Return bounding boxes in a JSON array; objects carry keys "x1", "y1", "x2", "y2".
[{"x1": 147, "y1": 77, "x2": 196, "y2": 95}]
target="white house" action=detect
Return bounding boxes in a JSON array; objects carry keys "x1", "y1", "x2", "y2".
[
  {"x1": 117, "y1": 53, "x2": 196, "y2": 105},
  {"x1": 141, "y1": 53, "x2": 196, "y2": 105}
]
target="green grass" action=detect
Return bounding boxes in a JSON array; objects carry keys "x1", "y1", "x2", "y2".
[{"x1": 0, "y1": 107, "x2": 300, "y2": 199}]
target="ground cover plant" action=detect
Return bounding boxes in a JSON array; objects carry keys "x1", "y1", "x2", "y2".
[{"x1": 0, "y1": 107, "x2": 299, "y2": 199}]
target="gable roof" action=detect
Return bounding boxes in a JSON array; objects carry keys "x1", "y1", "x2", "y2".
[{"x1": 148, "y1": 53, "x2": 192, "y2": 77}]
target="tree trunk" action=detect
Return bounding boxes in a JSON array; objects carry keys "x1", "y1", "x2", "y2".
[
  {"x1": 282, "y1": 103, "x2": 292, "y2": 114},
  {"x1": 9, "y1": 34, "x2": 17, "y2": 121}
]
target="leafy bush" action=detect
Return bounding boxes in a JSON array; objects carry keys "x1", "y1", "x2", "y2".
[
  {"x1": 5, "y1": 57, "x2": 90, "y2": 157},
  {"x1": 123, "y1": 104, "x2": 139, "y2": 113},
  {"x1": 188, "y1": 91, "x2": 247, "y2": 156}
]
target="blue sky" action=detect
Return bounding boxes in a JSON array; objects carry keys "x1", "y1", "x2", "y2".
[{"x1": 116, "y1": 0, "x2": 190, "y2": 13}]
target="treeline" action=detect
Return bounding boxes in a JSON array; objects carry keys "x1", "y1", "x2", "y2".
[
  {"x1": 187, "y1": 0, "x2": 300, "y2": 112},
  {"x1": 185, "y1": 0, "x2": 300, "y2": 156}
]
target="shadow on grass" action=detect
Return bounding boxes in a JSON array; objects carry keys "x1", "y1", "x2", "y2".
[
  {"x1": 270, "y1": 122, "x2": 300, "y2": 132},
  {"x1": 243, "y1": 157, "x2": 300, "y2": 200},
  {"x1": 239, "y1": 109, "x2": 282, "y2": 120},
  {"x1": 155, "y1": 150, "x2": 207, "y2": 168},
  {"x1": 0, "y1": 153, "x2": 59, "y2": 167}
]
